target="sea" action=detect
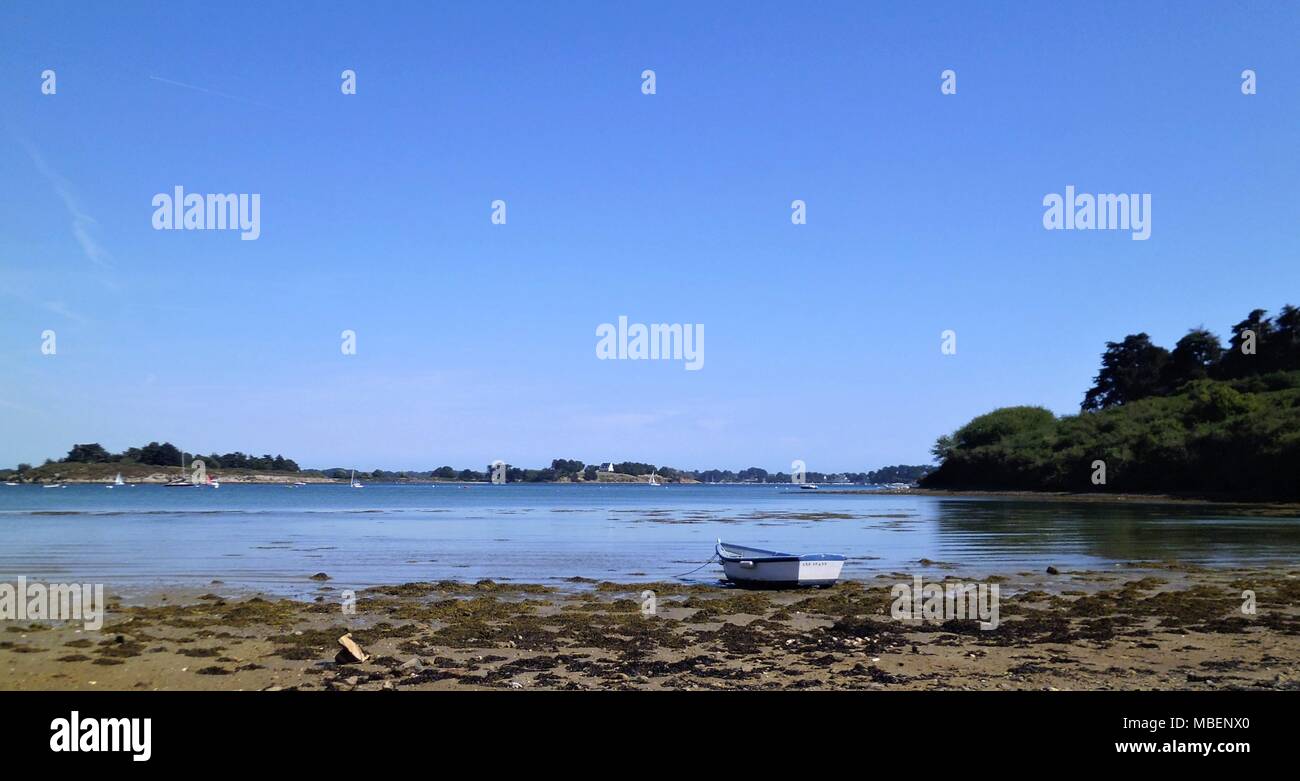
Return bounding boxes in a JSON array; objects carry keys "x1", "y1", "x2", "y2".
[{"x1": 1, "y1": 483, "x2": 1297, "y2": 598}]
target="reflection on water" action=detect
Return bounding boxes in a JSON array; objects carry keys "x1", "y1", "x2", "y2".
[
  {"x1": 929, "y1": 499, "x2": 1300, "y2": 570},
  {"x1": 0, "y1": 484, "x2": 1296, "y2": 597}
]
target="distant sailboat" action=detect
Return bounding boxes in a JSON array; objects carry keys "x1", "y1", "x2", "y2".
[
  {"x1": 108, "y1": 472, "x2": 124, "y2": 488},
  {"x1": 648, "y1": 471, "x2": 662, "y2": 486},
  {"x1": 164, "y1": 452, "x2": 195, "y2": 487},
  {"x1": 350, "y1": 470, "x2": 364, "y2": 489}
]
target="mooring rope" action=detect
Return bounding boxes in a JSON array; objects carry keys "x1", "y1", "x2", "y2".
[{"x1": 672, "y1": 553, "x2": 719, "y2": 579}]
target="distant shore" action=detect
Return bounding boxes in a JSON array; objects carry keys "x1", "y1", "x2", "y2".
[
  {"x1": 4, "y1": 462, "x2": 695, "y2": 485},
  {"x1": 3, "y1": 562, "x2": 1296, "y2": 691},
  {"x1": 10, "y1": 476, "x2": 1300, "y2": 512}
]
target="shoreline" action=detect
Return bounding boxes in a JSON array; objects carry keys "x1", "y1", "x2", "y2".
[
  {"x1": 4, "y1": 473, "x2": 695, "y2": 486},
  {"x1": 826, "y1": 488, "x2": 1300, "y2": 515},
  {"x1": 4, "y1": 563, "x2": 1296, "y2": 691},
  {"x1": 12, "y1": 480, "x2": 1300, "y2": 508}
]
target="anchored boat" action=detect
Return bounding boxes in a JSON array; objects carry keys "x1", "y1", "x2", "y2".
[{"x1": 716, "y1": 540, "x2": 845, "y2": 588}]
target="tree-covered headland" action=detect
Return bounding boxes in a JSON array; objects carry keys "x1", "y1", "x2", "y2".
[{"x1": 922, "y1": 306, "x2": 1300, "y2": 499}]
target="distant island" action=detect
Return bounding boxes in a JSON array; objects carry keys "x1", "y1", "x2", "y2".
[
  {"x1": 0, "y1": 443, "x2": 931, "y2": 487},
  {"x1": 922, "y1": 304, "x2": 1300, "y2": 501}
]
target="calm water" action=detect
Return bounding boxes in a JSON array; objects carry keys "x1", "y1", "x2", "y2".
[{"x1": 1, "y1": 483, "x2": 1298, "y2": 597}]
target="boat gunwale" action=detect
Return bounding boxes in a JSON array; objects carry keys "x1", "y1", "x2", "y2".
[{"x1": 716, "y1": 542, "x2": 846, "y2": 563}]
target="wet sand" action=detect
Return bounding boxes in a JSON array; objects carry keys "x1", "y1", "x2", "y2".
[{"x1": 3, "y1": 564, "x2": 1298, "y2": 691}]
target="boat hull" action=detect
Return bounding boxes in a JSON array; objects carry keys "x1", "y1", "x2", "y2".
[
  {"x1": 716, "y1": 543, "x2": 846, "y2": 588},
  {"x1": 720, "y1": 558, "x2": 844, "y2": 588}
]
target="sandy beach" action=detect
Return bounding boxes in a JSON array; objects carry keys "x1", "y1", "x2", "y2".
[{"x1": 3, "y1": 563, "x2": 1297, "y2": 691}]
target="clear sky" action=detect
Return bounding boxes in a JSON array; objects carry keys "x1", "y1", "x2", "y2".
[{"x1": 2, "y1": 1, "x2": 1298, "y2": 472}]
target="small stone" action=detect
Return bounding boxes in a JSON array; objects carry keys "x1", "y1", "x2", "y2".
[
  {"x1": 310, "y1": 572, "x2": 331, "y2": 581},
  {"x1": 1046, "y1": 566, "x2": 1060, "y2": 575}
]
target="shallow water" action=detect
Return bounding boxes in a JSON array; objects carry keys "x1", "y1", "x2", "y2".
[{"x1": 1, "y1": 483, "x2": 1297, "y2": 597}]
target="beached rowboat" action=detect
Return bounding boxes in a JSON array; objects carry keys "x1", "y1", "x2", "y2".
[{"x1": 715, "y1": 540, "x2": 845, "y2": 588}]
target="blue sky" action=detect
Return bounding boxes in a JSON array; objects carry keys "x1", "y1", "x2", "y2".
[{"x1": 2, "y1": 1, "x2": 1298, "y2": 472}]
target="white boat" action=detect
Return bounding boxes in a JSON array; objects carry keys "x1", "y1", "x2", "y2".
[
  {"x1": 43, "y1": 484, "x2": 65, "y2": 489},
  {"x1": 350, "y1": 470, "x2": 364, "y2": 489},
  {"x1": 108, "y1": 472, "x2": 124, "y2": 488},
  {"x1": 798, "y1": 483, "x2": 819, "y2": 490},
  {"x1": 716, "y1": 540, "x2": 845, "y2": 588},
  {"x1": 648, "y1": 471, "x2": 662, "y2": 486}
]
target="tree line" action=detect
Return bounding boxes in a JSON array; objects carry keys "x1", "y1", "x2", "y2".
[
  {"x1": 923, "y1": 304, "x2": 1300, "y2": 499},
  {"x1": 58, "y1": 441, "x2": 300, "y2": 472},
  {"x1": 315, "y1": 459, "x2": 931, "y2": 484},
  {"x1": 10, "y1": 445, "x2": 928, "y2": 486},
  {"x1": 1081, "y1": 305, "x2": 1300, "y2": 410}
]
